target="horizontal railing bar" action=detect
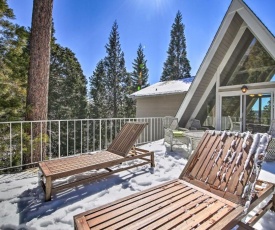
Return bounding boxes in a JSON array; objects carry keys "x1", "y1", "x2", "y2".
[{"x1": 0, "y1": 117, "x2": 163, "y2": 124}]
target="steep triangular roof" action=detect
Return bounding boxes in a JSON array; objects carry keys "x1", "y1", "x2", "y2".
[{"x1": 176, "y1": 0, "x2": 275, "y2": 127}]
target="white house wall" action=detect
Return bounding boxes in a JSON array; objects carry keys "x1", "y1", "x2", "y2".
[{"x1": 136, "y1": 94, "x2": 186, "y2": 118}]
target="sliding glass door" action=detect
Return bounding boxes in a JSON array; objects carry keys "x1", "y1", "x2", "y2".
[
  {"x1": 245, "y1": 93, "x2": 271, "y2": 133},
  {"x1": 220, "y1": 92, "x2": 272, "y2": 133}
]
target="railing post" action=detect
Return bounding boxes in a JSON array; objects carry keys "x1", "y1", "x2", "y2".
[
  {"x1": 74, "y1": 120, "x2": 76, "y2": 155},
  {"x1": 99, "y1": 119, "x2": 102, "y2": 151},
  {"x1": 105, "y1": 120, "x2": 107, "y2": 149},
  {"x1": 21, "y1": 122, "x2": 23, "y2": 166},
  {"x1": 58, "y1": 120, "x2": 61, "y2": 158},
  {"x1": 31, "y1": 122, "x2": 33, "y2": 163},
  {"x1": 49, "y1": 121, "x2": 52, "y2": 159},
  {"x1": 10, "y1": 123, "x2": 12, "y2": 168},
  {"x1": 93, "y1": 120, "x2": 95, "y2": 151},
  {"x1": 67, "y1": 120, "x2": 69, "y2": 156},
  {"x1": 81, "y1": 120, "x2": 83, "y2": 154},
  {"x1": 87, "y1": 120, "x2": 89, "y2": 152},
  {"x1": 40, "y1": 121, "x2": 43, "y2": 161}
]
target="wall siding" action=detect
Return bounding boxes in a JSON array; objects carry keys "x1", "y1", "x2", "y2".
[{"x1": 136, "y1": 94, "x2": 186, "y2": 118}]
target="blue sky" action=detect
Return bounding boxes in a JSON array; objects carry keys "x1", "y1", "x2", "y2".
[{"x1": 7, "y1": 0, "x2": 275, "y2": 85}]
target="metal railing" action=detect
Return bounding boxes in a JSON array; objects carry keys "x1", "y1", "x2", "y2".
[{"x1": 0, "y1": 117, "x2": 163, "y2": 171}]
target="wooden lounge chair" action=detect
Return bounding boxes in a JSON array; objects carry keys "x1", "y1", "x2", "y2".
[
  {"x1": 74, "y1": 130, "x2": 274, "y2": 229},
  {"x1": 39, "y1": 122, "x2": 155, "y2": 201}
]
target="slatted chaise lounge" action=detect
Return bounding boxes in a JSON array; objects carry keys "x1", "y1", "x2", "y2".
[
  {"x1": 74, "y1": 130, "x2": 274, "y2": 230},
  {"x1": 39, "y1": 122, "x2": 155, "y2": 201}
]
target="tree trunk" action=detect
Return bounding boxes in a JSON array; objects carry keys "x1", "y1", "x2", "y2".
[{"x1": 25, "y1": 0, "x2": 53, "y2": 164}]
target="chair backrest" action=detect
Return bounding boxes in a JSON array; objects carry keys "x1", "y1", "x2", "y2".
[
  {"x1": 269, "y1": 120, "x2": 275, "y2": 138},
  {"x1": 162, "y1": 116, "x2": 178, "y2": 130},
  {"x1": 180, "y1": 130, "x2": 270, "y2": 205},
  {"x1": 187, "y1": 119, "x2": 202, "y2": 129},
  {"x1": 107, "y1": 122, "x2": 147, "y2": 157}
]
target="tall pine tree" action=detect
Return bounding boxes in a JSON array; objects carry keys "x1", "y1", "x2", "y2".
[
  {"x1": 104, "y1": 21, "x2": 128, "y2": 118},
  {"x1": 132, "y1": 44, "x2": 149, "y2": 91},
  {"x1": 0, "y1": 0, "x2": 29, "y2": 121},
  {"x1": 161, "y1": 11, "x2": 191, "y2": 81},
  {"x1": 89, "y1": 59, "x2": 108, "y2": 118},
  {"x1": 49, "y1": 42, "x2": 88, "y2": 120}
]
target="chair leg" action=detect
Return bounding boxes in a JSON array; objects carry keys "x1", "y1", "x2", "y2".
[
  {"x1": 151, "y1": 152, "x2": 155, "y2": 167},
  {"x1": 45, "y1": 176, "x2": 52, "y2": 201},
  {"x1": 272, "y1": 193, "x2": 275, "y2": 211}
]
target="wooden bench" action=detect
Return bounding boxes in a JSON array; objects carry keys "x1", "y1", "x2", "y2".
[
  {"x1": 39, "y1": 122, "x2": 155, "y2": 201},
  {"x1": 74, "y1": 131, "x2": 273, "y2": 229}
]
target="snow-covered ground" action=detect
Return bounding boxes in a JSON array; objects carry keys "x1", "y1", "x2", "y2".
[{"x1": 0, "y1": 139, "x2": 275, "y2": 230}]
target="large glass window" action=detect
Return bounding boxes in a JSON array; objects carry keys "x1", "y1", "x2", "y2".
[
  {"x1": 221, "y1": 35, "x2": 275, "y2": 86},
  {"x1": 221, "y1": 96, "x2": 241, "y2": 131},
  {"x1": 246, "y1": 94, "x2": 271, "y2": 133},
  {"x1": 196, "y1": 85, "x2": 216, "y2": 128}
]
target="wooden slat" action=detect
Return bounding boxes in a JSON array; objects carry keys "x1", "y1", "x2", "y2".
[
  {"x1": 76, "y1": 180, "x2": 182, "y2": 221},
  {"x1": 206, "y1": 134, "x2": 235, "y2": 185},
  {"x1": 126, "y1": 194, "x2": 209, "y2": 229},
  {"x1": 193, "y1": 134, "x2": 222, "y2": 180},
  {"x1": 218, "y1": 136, "x2": 243, "y2": 191},
  {"x1": 226, "y1": 136, "x2": 253, "y2": 194},
  {"x1": 157, "y1": 198, "x2": 217, "y2": 230},
  {"x1": 94, "y1": 188, "x2": 197, "y2": 230},
  {"x1": 179, "y1": 132, "x2": 211, "y2": 178},
  {"x1": 174, "y1": 200, "x2": 226, "y2": 229},
  {"x1": 209, "y1": 206, "x2": 245, "y2": 230},
  {"x1": 87, "y1": 184, "x2": 193, "y2": 229},
  {"x1": 195, "y1": 205, "x2": 234, "y2": 230},
  {"x1": 107, "y1": 122, "x2": 147, "y2": 157}
]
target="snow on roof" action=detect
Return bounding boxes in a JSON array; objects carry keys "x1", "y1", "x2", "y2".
[{"x1": 130, "y1": 77, "x2": 194, "y2": 98}]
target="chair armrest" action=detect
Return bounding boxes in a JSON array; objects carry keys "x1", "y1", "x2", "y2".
[{"x1": 178, "y1": 127, "x2": 189, "y2": 132}]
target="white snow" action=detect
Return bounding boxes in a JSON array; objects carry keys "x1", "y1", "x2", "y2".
[
  {"x1": 0, "y1": 139, "x2": 275, "y2": 230},
  {"x1": 130, "y1": 78, "x2": 193, "y2": 98}
]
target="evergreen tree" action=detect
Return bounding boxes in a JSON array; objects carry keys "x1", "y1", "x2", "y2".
[
  {"x1": 104, "y1": 21, "x2": 128, "y2": 118},
  {"x1": 89, "y1": 59, "x2": 108, "y2": 118},
  {"x1": 160, "y1": 11, "x2": 191, "y2": 81},
  {"x1": 123, "y1": 73, "x2": 136, "y2": 117},
  {"x1": 132, "y1": 44, "x2": 149, "y2": 91},
  {"x1": 0, "y1": 0, "x2": 29, "y2": 121},
  {"x1": 49, "y1": 42, "x2": 88, "y2": 119}
]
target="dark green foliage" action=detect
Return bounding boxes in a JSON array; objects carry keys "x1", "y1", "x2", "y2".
[
  {"x1": 89, "y1": 59, "x2": 108, "y2": 118},
  {"x1": 161, "y1": 11, "x2": 191, "y2": 81},
  {"x1": 0, "y1": 0, "x2": 29, "y2": 121},
  {"x1": 122, "y1": 73, "x2": 136, "y2": 117},
  {"x1": 132, "y1": 44, "x2": 149, "y2": 91},
  {"x1": 48, "y1": 42, "x2": 88, "y2": 120},
  {"x1": 104, "y1": 21, "x2": 131, "y2": 118},
  {"x1": 48, "y1": 42, "x2": 88, "y2": 157}
]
